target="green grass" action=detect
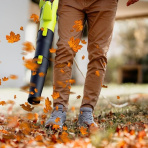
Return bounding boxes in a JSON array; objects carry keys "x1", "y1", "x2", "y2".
[{"x1": 0, "y1": 83, "x2": 148, "y2": 147}]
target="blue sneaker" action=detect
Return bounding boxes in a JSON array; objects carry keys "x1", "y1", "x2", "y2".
[
  {"x1": 45, "y1": 104, "x2": 66, "y2": 130},
  {"x1": 78, "y1": 107, "x2": 98, "y2": 127}
]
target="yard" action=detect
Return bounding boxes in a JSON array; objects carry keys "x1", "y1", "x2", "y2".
[{"x1": 0, "y1": 84, "x2": 148, "y2": 147}]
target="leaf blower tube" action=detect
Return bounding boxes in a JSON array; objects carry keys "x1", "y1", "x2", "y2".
[{"x1": 28, "y1": 0, "x2": 59, "y2": 105}]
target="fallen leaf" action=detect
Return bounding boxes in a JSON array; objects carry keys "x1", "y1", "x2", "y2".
[
  {"x1": 2, "y1": 133, "x2": 16, "y2": 140},
  {"x1": 52, "y1": 124, "x2": 60, "y2": 130},
  {"x1": 41, "y1": 121, "x2": 44, "y2": 125},
  {"x1": 138, "y1": 130, "x2": 146, "y2": 139},
  {"x1": 19, "y1": 121, "x2": 31, "y2": 134},
  {"x1": 34, "y1": 113, "x2": 38, "y2": 122},
  {"x1": 55, "y1": 117, "x2": 60, "y2": 123},
  {"x1": 118, "y1": 141, "x2": 127, "y2": 148},
  {"x1": 60, "y1": 131, "x2": 69, "y2": 143},
  {"x1": 80, "y1": 126, "x2": 88, "y2": 135},
  {"x1": 63, "y1": 126, "x2": 67, "y2": 131},
  {"x1": 35, "y1": 135, "x2": 43, "y2": 142},
  {"x1": 101, "y1": 118, "x2": 106, "y2": 122},
  {"x1": 0, "y1": 130, "x2": 9, "y2": 134},
  {"x1": 7, "y1": 116, "x2": 19, "y2": 128}
]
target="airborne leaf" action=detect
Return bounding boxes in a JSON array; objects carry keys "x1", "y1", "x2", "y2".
[
  {"x1": 22, "y1": 41, "x2": 35, "y2": 53},
  {"x1": 20, "y1": 103, "x2": 34, "y2": 112},
  {"x1": 2, "y1": 77, "x2": 9, "y2": 81},
  {"x1": 68, "y1": 36, "x2": 83, "y2": 52},
  {"x1": 20, "y1": 26, "x2": 24, "y2": 31},
  {"x1": 6, "y1": 31, "x2": 20, "y2": 43},
  {"x1": 30, "y1": 14, "x2": 39, "y2": 23},
  {"x1": 72, "y1": 20, "x2": 83, "y2": 32},
  {"x1": 51, "y1": 92, "x2": 60, "y2": 99},
  {"x1": 9, "y1": 75, "x2": 18, "y2": 80}
]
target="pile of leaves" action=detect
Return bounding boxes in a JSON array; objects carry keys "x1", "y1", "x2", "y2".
[{"x1": 0, "y1": 98, "x2": 148, "y2": 148}]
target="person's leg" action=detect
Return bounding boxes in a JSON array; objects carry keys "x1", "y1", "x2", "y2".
[
  {"x1": 80, "y1": 0, "x2": 118, "y2": 110},
  {"x1": 45, "y1": 0, "x2": 86, "y2": 128},
  {"x1": 53, "y1": 0, "x2": 86, "y2": 112}
]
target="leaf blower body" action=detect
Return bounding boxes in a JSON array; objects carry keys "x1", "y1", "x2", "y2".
[{"x1": 28, "y1": 0, "x2": 59, "y2": 105}]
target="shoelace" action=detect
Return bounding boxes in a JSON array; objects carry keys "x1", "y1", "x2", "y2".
[
  {"x1": 81, "y1": 112, "x2": 94, "y2": 123},
  {"x1": 51, "y1": 109, "x2": 63, "y2": 118}
]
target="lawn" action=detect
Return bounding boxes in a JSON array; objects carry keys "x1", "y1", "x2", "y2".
[{"x1": 0, "y1": 84, "x2": 148, "y2": 147}]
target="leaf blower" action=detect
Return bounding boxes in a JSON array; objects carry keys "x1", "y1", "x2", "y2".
[{"x1": 28, "y1": 0, "x2": 59, "y2": 105}]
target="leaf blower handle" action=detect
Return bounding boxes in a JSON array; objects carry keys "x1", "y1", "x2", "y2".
[{"x1": 27, "y1": 0, "x2": 59, "y2": 105}]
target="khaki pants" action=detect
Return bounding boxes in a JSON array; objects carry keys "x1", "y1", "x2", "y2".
[{"x1": 53, "y1": 0, "x2": 118, "y2": 111}]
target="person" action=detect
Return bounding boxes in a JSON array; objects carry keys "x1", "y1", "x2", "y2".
[{"x1": 45, "y1": 0, "x2": 139, "y2": 129}]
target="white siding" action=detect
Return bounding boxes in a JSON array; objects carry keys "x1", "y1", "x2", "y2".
[{"x1": 0, "y1": 0, "x2": 29, "y2": 87}]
